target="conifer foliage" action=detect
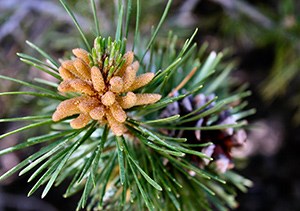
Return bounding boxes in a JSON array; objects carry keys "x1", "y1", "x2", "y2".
[{"x1": 0, "y1": 0, "x2": 254, "y2": 210}]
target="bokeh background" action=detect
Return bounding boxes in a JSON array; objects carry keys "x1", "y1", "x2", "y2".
[{"x1": 0, "y1": 0, "x2": 299, "y2": 210}]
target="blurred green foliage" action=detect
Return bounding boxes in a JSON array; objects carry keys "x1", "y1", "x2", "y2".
[{"x1": 188, "y1": 0, "x2": 300, "y2": 123}]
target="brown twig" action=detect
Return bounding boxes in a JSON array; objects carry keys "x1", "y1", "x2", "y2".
[{"x1": 168, "y1": 66, "x2": 198, "y2": 97}]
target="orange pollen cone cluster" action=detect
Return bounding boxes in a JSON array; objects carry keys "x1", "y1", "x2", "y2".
[{"x1": 52, "y1": 48, "x2": 161, "y2": 136}]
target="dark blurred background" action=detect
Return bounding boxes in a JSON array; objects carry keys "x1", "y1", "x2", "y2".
[{"x1": 0, "y1": 0, "x2": 299, "y2": 210}]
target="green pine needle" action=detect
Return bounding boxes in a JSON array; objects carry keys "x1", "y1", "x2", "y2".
[
  {"x1": 26, "y1": 40, "x2": 59, "y2": 68},
  {"x1": 90, "y1": 0, "x2": 100, "y2": 36},
  {"x1": 0, "y1": 120, "x2": 53, "y2": 140},
  {"x1": 59, "y1": 0, "x2": 91, "y2": 52},
  {"x1": 141, "y1": 0, "x2": 173, "y2": 61}
]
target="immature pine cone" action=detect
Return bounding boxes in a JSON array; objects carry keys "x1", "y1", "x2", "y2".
[
  {"x1": 161, "y1": 93, "x2": 246, "y2": 173},
  {"x1": 52, "y1": 40, "x2": 161, "y2": 136}
]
